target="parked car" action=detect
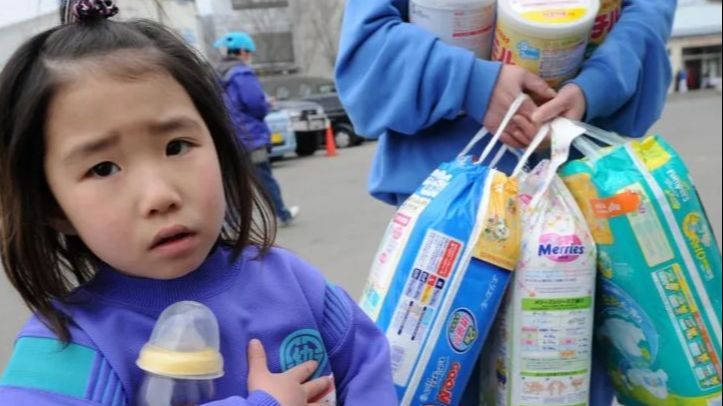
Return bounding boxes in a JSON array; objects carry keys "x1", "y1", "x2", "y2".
[
  {"x1": 260, "y1": 76, "x2": 364, "y2": 149},
  {"x1": 272, "y1": 99, "x2": 327, "y2": 157},
  {"x1": 265, "y1": 109, "x2": 296, "y2": 159}
]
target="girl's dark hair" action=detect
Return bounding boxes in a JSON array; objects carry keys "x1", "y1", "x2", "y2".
[{"x1": 0, "y1": 17, "x2": 276, "y2": 342}]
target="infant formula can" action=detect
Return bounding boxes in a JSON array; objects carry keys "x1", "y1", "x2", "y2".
[
  {"x1": 410, "y1": 0, "x2": 497, "y2": 59},
  {"x1": 492, "y1": 0, "x2": 600, "y2": 88},
  {"x1": 585, "y1": 0, "x2": 622, "y2": 58}
]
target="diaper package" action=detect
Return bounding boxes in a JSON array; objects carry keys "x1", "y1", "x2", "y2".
[
  {"x1": 360, "y1": 97, "x2": 535, "y2": 405},
  {"x1": 560, "y1": 131, "x2": 722, "y2": 405},
  {"x1": 360, "y1": 157, "x2": 518, "y2": 405},
  {"x1": 481, "y1": 119, "x2": 597, "y2": 406}
]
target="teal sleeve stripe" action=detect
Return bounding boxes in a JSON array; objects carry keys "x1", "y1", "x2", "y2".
[{"x1": 0, "y1": 337, "x2": 96, "y2": 399}]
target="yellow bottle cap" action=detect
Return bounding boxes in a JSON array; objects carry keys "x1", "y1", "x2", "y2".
[
  {"x1": 137, "y1": 301, "x2": 225, "y2": 380},
  {"x1": 136, "y1": 344, "x2": 224, "y2": 379}
]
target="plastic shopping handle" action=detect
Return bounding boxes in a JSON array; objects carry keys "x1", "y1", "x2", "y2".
[
  {"x1": 569, "y1": 118, "x2": 630, "y2": 161},
  {"x1": 461, "y1": 93, "x2": 529, "y2": 163},
  {"x1": 572, "y1": 137, "x2": 603, "y2": 160},
  {"x1": 549, "y1": 119, "x2": 588, "y2": 173},
  {"x1": 511, "y1": 124, "x2": 551, "y2": 179},
  {"x1": 528, "y1": 118, "x2": 587, "y2": 209},
  {"x1": 569, "y1": 120, "x2": 628, "y2": 146}
]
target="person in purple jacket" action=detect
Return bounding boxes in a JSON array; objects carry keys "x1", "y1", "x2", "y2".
[
  {"x1": 214, "y1": 32, "x2": 299, "y2": 227},
  {"x1": 0, "y1": 1, "x2": 396, "y2": 405}
]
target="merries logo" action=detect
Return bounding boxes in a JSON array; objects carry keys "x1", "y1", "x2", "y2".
[{"x1": 538, "y1": 233, "x2": 585, "y2": 263}]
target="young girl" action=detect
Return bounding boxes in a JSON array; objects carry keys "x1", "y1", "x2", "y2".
[{"x1": 0, "y1": 1, "x2": 395, "y2": 405}]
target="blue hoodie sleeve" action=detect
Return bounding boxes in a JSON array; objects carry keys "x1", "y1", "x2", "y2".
[
  {"x1": 321, "y1": 286, "x2": 398, "y2": 405},
  {"x1": 335, "y1": 0, "x2": 502, "y2": 137},
  {"x1": 0, "y1": 319, "x2": 130, "y2": 406},
  {"x1": 227, "y1": 70, "x2": 269, "y2": 121},
  {"x1": 276, "y1": 249, "x2": 397, "y2": 404},
  {"x1": 571, "y1": 0, "x2": 676, "y2": 137}
]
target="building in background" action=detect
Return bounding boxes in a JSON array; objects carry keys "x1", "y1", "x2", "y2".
[
  {"x1": 4, "y1": 0, "x2": 718, "y2": 88},
  {"x1": 669, "y1": 0, "x2": 722, "y2": 91},
  {"x1": 199, "y1": 0, "x2": 296, "y2": 72},
  {"x1": 197, "y1": 0, "x2": 343, "y2": 78},
  {"x1": 121, "y1": 0, "x2": 205, "y2": 52}
]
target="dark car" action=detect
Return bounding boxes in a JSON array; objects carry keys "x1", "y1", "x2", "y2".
[{"x1": 260, "y1": 76, "x2": 364, "y2": 149}]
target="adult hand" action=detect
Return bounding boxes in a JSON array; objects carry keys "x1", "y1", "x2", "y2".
[
  {"x1": 483, "y1": 65, "x2": 556, "y2": 149},
  {"x1": 532, "y1": 83, "x2": 587, "y2": 124},
  {"x1": 246, "y1": 339, "x2": 332, "y2": 406}
]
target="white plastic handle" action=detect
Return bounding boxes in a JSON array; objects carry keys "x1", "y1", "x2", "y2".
[
  {"x1": 458, "y1": 127, "x2": 490, "y2": 159},
  {"x1": 570, "y1": 120, "x2": 628, "y2": 146},
  {"x1": 511, "y1": 124, "x2": 551, "y2": 178},
  {"x1": 476, "y1": 93, "x2": 529, "y2": 164},
  {"x1": 527, "y1": 118, "x2": 588, "y2": 209},
  {"x1": 572, "y1": 137, "x2": 603, "y2": 160},
  {"x1": 488, "y1": 145, "x2": 509, "y2": 169}
]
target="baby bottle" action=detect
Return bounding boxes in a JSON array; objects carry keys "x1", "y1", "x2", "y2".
[{"x1": 136, "y1": 301, "x2": 224, "y2": 406}]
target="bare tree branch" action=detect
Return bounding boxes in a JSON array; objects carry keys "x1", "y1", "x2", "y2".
[{"x1": 294, "y1": 0, "x2": 343, "y2": 74}]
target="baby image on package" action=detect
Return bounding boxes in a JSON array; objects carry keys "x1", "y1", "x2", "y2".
[{"x1": 560, "y1": 128, "x2": 722, "y2": 406}]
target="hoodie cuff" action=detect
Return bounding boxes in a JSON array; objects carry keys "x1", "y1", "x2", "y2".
[
  {"x1": 570, "y1": 64, "x2": 618, "y2": 122},
  {"x1": 464, "y1": 59, "x2": 503, "y2": 123}
]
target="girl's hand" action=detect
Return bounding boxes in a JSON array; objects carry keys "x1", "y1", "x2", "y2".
[
  {"x1": 532, "y1": 83, "x2": 587, "y2": 124},
  {"x1": 484, "y1": 65, "x2": 556, "y2": 148},
  {"x1": 246, "y1": 339, "x2": 333, "y2": 406}
]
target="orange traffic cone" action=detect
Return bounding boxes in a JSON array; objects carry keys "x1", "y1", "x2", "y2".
[{"x1": 325, "y1": 121, "x2": 338, "y2": 157}]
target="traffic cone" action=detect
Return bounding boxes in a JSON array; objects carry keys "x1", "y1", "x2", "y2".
[{"x1": 325, "y1": 121, "x2": 338, "y2": 157}]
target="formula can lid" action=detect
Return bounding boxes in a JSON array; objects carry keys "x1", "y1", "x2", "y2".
[{"x1": 498, "y1": 0, "x2": 600, "y2": 39}]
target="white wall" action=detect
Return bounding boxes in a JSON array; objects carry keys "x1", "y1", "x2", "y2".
[
  {"x1": 0, "y1": 0, "x2": 205, "y2": 70},
  {"x1": 117, "y1": 0, "x2": 205, "y2": 52},
  {"x1": 0, "y1": 11, "x2": 57, "y2": 69}
]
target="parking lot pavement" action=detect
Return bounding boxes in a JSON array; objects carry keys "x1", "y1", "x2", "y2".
[
  {"x1": 651, "y1": 91, "x2": 722, "y2": 247},
  {"x1": 0, "y1": 92, "x2": 720, "y2": 371}
]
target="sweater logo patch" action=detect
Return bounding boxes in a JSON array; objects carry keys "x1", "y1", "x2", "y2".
[{"x1": 280, "y1": 329, "x2": 327, "y2": 379}]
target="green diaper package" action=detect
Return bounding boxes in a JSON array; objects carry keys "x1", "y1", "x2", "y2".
[{"x1": 560, "y1": 135, "x2": 721, "y2": 405}]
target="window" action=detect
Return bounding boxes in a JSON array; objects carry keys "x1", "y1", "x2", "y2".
[
  {"x1": 298, "y1": 84, "x2": 313, "y2": 97},
  {"x1": 231, "y1": 0, "x2": 289, "y2": 9},
  {"x1": 275, "y1": 86, "x2": 291, "y2": 100},
  {"x1": 318, "y1": 84, "x2": 336, "y2": 94},
  {"x1": 253, "y1": 32, "x2": 295, "y2": 64}
]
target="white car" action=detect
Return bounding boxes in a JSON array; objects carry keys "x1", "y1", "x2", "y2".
[
  {"x1": 265, "y1": 109, "x2": 297, "y2": 159},
  {"x1": 271, "y1": 100, "x2": 327, "y2": 157}
]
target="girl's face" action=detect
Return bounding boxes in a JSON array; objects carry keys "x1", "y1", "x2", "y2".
[{"x1": 44, "y1": 70, "x2": 227, "y2": 279}]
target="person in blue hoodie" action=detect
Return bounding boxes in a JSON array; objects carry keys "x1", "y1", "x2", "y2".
[
  {"x1": 215, "y1": 32, "x2": 299, "y2": 226},
  {"x1": 335, "y1": 0, "x2": 676, "y2": 404},
  {"x1": 336, "y1": 0, "x2": 675, "y2": 206}
]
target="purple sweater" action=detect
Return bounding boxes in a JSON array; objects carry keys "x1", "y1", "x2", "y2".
[{"x1": 0, "y1": 246, "x2": 396, "y2": 405}]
